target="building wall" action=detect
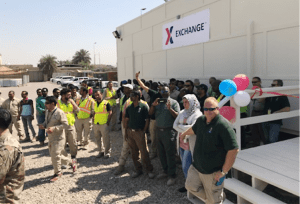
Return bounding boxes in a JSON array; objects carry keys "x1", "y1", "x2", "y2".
[
  {"x1": 116, "y1": 0, "x2": 299, "y2": 82},
  {"x1": 116, "y1": 0, "x2": 299, "y2": 132}
]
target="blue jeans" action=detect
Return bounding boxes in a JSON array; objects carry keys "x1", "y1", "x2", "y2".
[
  {"x1": 179, "y1": 147, "x2": 192, "y2": 178},
  {"x1": 21, "y1": 115, "x2": 36, "y2": 139},
  {"x1": 37, "y1": 115, "x2": 46, "y2": 142},
  {"x1": 262, "y1": 122, "x2": 281, "y2": 144}
]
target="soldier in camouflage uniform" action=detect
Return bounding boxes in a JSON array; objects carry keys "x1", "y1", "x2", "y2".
[{"x1": 0, "y1": 108, "x2": 25, "y2": 203}]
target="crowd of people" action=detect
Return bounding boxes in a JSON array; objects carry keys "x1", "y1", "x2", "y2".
[{"x1": 0, "y1": 73, "x2": 291, "y2": 203}]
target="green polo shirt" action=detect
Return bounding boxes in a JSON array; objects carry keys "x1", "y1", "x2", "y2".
[
  {"x1": 192, "y1": 114, "x2": 239, "y2": 174},
  {"x1": 155, "y1": 97, "x2": 180, "y2": 128},
  {"x1": 125, "y1": 102, "x2": 149, "y2": 129},
  {"x1": 148, "y1": 89, "x2": 161, "y2": 120}
]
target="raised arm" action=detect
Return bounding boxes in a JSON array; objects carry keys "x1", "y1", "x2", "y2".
[{"x1": 135, "y1": 71, "x2": 149, "y2": 92}]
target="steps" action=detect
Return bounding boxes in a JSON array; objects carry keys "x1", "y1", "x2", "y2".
[
  {"x1": 187, "y1": 190, "x2": 233, "y2": 204},
  {"x1": 224, "y1": 178, "x2": 285, "y2": 204}
]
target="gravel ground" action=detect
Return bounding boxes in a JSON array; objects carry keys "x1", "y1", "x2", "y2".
[{"x1": 0, "y1": 82, "x2": 190, "y2": 204}]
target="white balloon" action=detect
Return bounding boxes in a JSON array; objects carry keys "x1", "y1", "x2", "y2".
[{"x1": 233, "y1": 91, "x2": 251, "y2": 107}]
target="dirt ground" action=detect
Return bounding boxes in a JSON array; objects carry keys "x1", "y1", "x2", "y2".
[{"x1": 0, "y1": 82, "x2": 190, "y2": 204}]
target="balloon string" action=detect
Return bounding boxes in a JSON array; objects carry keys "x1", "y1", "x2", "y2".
[{"x1": 251, "y1": 87, "x2": 299, "y2": 99}]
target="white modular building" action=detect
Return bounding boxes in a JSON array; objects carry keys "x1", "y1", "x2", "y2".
[{"x1": 115, "y1": 0, "x2": 299, "y2": 133}]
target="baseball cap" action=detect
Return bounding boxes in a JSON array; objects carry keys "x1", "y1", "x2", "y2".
[
  {"x1": 121, "y1": 80, "x2": 127, "y2": 84},
  {"x1": 197, "y1": 84, "x2": 208, "y2": 92},
  {"x1": 122, "y1": 84, "x2": 133, "y2": 90}
]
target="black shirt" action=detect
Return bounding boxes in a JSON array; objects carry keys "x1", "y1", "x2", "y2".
[
  {"x1": 264, "y1": 96, "x2": 290, "y2": 125},
  {"x1": 125, "y1": 102, "x2": 149, "y2": 129},
  {"x1": 198, "y1": 95, "x2": 208, "y2": 114},
  {"x1": 148, "y1": 89, "x2": 161, "y2": 120}
]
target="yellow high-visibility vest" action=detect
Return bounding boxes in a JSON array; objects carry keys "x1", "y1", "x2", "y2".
[
  {"x1": 57, "y1": 100, "x2": 75, "y2": 126},
  {"x1": 106, "y1": 88, "x2": 116, "y2": 106},
  {"x1": 76, "y1": 97, "x2": 92, "y2": 119},
  {"x1": 94, "y1": 100, "x2": 109, "y2": 125}
]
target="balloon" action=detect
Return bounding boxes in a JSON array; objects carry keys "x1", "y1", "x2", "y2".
[
  {"x1": 219, "y1": 79, "x2": 237, "y2": 96},
  {"x1": 219, "y1": 106, "x2": 236, "y2": 123},
  {"x1": 218, "y1": 96, "x2": 232, "y2": 108},
  {"x1": 233, "y1": 74, "x2": 249, "y2": 91},
  {"x1": 233, "y1": 91, "x2": 251, "y2": 107}
]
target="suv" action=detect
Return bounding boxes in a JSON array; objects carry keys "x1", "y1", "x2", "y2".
[
  {"x1": 58, "y1": 76, "x2": 75, "y2": 85},
  {"x1": 61, "y1": 77, "x2": 89, "y2": 88}
]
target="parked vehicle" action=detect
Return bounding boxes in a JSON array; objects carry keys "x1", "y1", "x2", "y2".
[
  {"x1": 51, "y1": 76, "x2": 63, "y2": 83},
  {"x1": 61, "y1": 77, "x2": 89, "y2": 88},
  {"x1": 78, "y1": 79, "x2": 118, "y2": 98},
  {"x1": 57, "y1": 76, "x2": 75, "y2": 85}
]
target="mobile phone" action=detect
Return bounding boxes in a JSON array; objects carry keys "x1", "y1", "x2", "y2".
[
  {"x1": 159, "y1": 98, "x2": 167, "y2": 103},
  {"x1": 216, "y1": 176, "x2": 225, "y2": 186}
]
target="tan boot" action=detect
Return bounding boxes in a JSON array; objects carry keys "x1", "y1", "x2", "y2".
[{"x1": 114, "y1": 165, "x2": 125, "y2": 175}]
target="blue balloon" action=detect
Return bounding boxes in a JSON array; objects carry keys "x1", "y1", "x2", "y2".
[{"x1": 219, "y1": 79, "x2": 237, "y2": 96}]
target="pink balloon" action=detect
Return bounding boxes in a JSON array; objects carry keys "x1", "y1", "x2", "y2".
[
  {"x1": 219, "y1": 106, "x2": 236, "y2": 123},
  {"x1": 233, "y1": 74, "x2": 249, "y2": 91}
]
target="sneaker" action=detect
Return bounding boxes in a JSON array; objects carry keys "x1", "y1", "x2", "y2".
[
  {"x1": 114, "y1": 165, "x2": 125, "y2": 175},
  {"x1": 61, "y1": 165, "x2": 68, "y2": 169},
  {"x1": 71, "y1": 159, "x2": 77, "y2": 173},
  {"x1": 148, "y1": 172, "x2": 155, "y2": 179},
  {"x1": 31, "y1": 137, "x2": 36, "y2": 142},
  {"x1": 167, "y1": 178, "x2": 176, "y2": 186},
  {"x1": 178, "y1": 187, "x2": 187, "y2": 193},
  {"x1": 50, "y1": 173, "x2": 62, "y2": 182},
  {"x1": 103, "y1": 153, "x2": 110, "y2": 159},
  {"x1": 131, "y1": 171, "x2": 143, "y2": 178},
  {"x1": 96, "y1": 152, "x2": 104, "y2": 158},
  {"x1": 22, "y1": 137, "x2": 31, "y2": 143},
  {"x1": 19, "y1": 135, "x2": 26, "y2": 141},
  {"x1": 156, "y1": 172, "x2": 168, "y2": 179}
]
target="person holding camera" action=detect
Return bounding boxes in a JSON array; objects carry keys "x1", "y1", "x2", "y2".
[{"x1": 149, "y1": 86, "x2": 180, "y2": 186}]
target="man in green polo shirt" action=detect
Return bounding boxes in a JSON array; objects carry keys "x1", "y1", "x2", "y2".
[
  {"x1": 149, "y1": 86, "x2": 180, "y2": 186},
  {"x1": 180, "y1": 97, "x2": 239, "y2": 204},
  {"x1": 124, "y1": 90, "x2": 154, "y2": 179}
]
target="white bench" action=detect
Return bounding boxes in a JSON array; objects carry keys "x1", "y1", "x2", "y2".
[
  {"x1": 187, "y1": 190, "x2": 233, "y2": 204},
  {"x1": 224, "y1": 178, "x2": 285, "y2": 204}
]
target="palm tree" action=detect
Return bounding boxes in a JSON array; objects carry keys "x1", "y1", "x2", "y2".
[
  {"x1": 72, "y1": 49, "x2": 91, "y2": 64},
  {"x1": 39, "y1": 54, "x2": 58, "y2": 80}
]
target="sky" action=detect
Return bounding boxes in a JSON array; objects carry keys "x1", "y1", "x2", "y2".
[{"x1": 0, "y1": 0, "x2": 165, "y2": 67}]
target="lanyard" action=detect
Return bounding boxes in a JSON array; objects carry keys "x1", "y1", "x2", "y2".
[{"x1": 46, "y1": 108, "x2": 57, "y2": 127}]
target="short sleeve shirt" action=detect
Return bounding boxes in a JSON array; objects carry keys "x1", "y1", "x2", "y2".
[
  {"x1": 192, "y1": 114, "x2": 239, "y2": 174},
  {"x1": 125, "y1": 102, "x2": 149, "y2": 129},
  {"x1": 264, "y1": 96, "x2": 290, "y2": 125},
  {"x1": 155, "y1": 98, "x2": 180, "y2": 128},
  {"x1": 20, "y1": 99, "x2": 33, "y2": 116},
  {"x1": 147, "y1": 89, "x2": 161, "y2": 119}
]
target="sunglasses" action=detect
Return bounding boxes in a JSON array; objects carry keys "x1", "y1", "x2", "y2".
[
  {"x1": 160, "y1": 90, "x2": 169, "y2": 94},
  {"x1": 252, "y1": 81, "x2": 259, "y2": 84},
  {"x1": 184, "y1": 85, "x2": 191, "y2": 87},
  {"x1": 203, "y1": 107, "x2": 218, "y2": 111},
  {"x1": 37, "y1": 92, "x2": 42, "y2": 94},
  {"x1": 271, "y1": 84, "x2": 277, "y2": 87}
]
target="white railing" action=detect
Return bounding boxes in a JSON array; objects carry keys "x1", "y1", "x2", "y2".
[{"x1": 230, "y1": 85, "x2": 299, "y2": 148}]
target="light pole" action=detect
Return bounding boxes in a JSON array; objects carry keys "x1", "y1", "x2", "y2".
[
  {"x1": 94, "y1": 42, "x2": 96, "y2": 67},
  {"x1": 141, "y1": 8, "x2": 146, "y2": 27}
]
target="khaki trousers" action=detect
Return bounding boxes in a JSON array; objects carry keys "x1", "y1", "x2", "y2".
[
  {"x1": 185, "y1": 165, "x2": 224, "y2": 204},
  {"x1": 94, "y1": 123, "x2": 111, "y2": 154},
  {"x1": 149, "y1": 119, "x2": 157, "y2": 156},
  {"x1": 48, "y1": 137, "x2": 72, "y2": 174},
  {"x1": 118, "y1": 125, "x2": 131, "y2": 166},
  {"x1": 62, "y1": 125, "x2": 77, "y2": 160},
  {"x1": 75, "y1": 118, "x2": 92, "y2": 143},
  {"x1": 9, "y1": 116, "x2": 23, "y2": 137},
  {"x1": 109, "y1": 106, "x2": 117, "y2": 131},
  {"x1": 127, "y1": 129, "x2": 153, "y2": 173}
]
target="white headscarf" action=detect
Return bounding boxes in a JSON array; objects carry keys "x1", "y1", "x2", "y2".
[{"x1": 182, "y1": 94, "x2": 200, "y2": 118}]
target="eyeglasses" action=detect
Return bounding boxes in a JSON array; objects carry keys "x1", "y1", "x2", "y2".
[
  {"x1": 160, "y1": 90, "x2": 169, "y2": 94},
  {"x1": 203, "y1": 107, "x2": 218, "y2": 111},
  {"x1": 252, "y1": 81, "x2": 259, "y2": 84}
]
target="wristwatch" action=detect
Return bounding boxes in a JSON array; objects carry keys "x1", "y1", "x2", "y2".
[{"x1": 221, "y1": 169, "x2": 228, "y2": 175}]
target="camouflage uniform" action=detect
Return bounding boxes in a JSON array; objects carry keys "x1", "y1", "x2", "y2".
[{"x1": 0, "y1": 130, "x2": 25, "y2": 204}]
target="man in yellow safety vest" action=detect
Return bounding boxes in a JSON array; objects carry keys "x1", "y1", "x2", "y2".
[
  {"x1": 93, "y1": 91, "x2": 112, "y2": 159},
  {"x1": 56, "y1": 88, "x2": 79, "y2": 172},
  {"x1": 103, "y1": 81, "x2": 118, "y2": 131},
  {"x1": 76, "y1": 87, "x2": 94, "y2": 149}
]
